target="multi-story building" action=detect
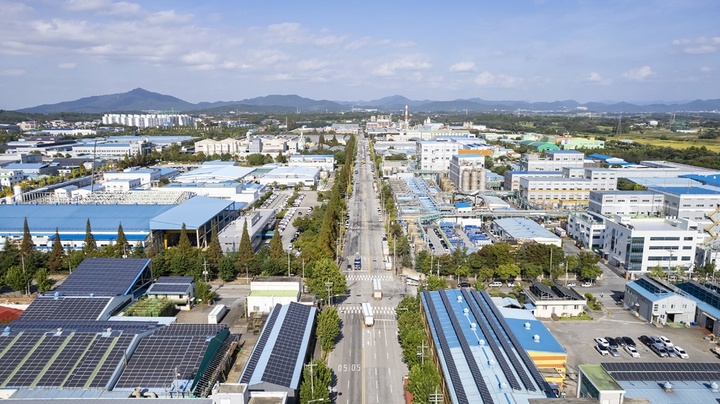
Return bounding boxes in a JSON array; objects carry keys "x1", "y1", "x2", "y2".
[
  {"x1": 521, "y1": 150, "x2": 585, "y2": 171},
  {"x1": 447, "y1": 154, "x2": 486, "y2": 193},
  {"x1": 649, "y1": 186, "x2": 720, "y2": 222},
  {"x1": 519, "y1": 168, "x2": 617, "y2": 208},
  {"x1": 287, "y1": 155, "x2": 335, "y2": 172},
  {"x1": 602, "y1": 215, "x2": 703, "y2": 274},
  {"x1": 0, "y1": 169, "x2": 23, "y2": 188},
  {"x1": 416, "y1": 140, "x2": 461, "y2": 172},
  {"x1": 588, "y1": 190, "x2": 664, "y2": 216},
  {"x1": 102, "y1": 113, "x2": 194, "y2": 128},
  {"x1": 72, "y1": 139, "x2": 152, "y2": 158},
  {"x1": 503, "y1": 171, "x2": 564, "y2": 192},
  {"x1": 366, "y1": 115, "x2": 393, "y2": 130},
  {"x1": 194, "y1": 138, "x2": 244, "y2": 155},
  {"x1": 567, "y1": 211, "x2": 606, "y2": 249}
]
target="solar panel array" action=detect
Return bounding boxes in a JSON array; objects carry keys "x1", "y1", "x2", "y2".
[
  {"x1": 261, "y1": 302, "x2": 313, "y2": 388},
  {"x1": 0, "y1": 330, "x2": 139, "y2": 389},
  {"x1": 156, "y1": 276, "x2": 194, "y2": 284},
  {"x1": 551, "y1": 284, "x2": 582, "y2": 300},
  {"x1": 422, "y1": 290, "x2": 469, "y2": 404},
  {"x1": 438, "y1": 290, "x2": 495, "y2": 403},
  {"x1": 473, "y1": 289, "x2": 550, "y2": 394},
  {"x1": 466, "y1": 289, "x2": 536, "y2": 392},
  {"x1": 677, "y1": 282, "x2": 720, "y2": 311},
  {"x1": 115, "y1": 324, "x2": 227, "y2": 389},
  {"x1": 18, "y1": 297, "x2": 111, "y2": 321},
  {"x1": 147, "y1": 283, "x2": 191, "y2": 294},
  {"x1": 56, "y1": 258, "x2": 150, "y2": 296},
  {"x1": 240, "y1": 304, "x2": 281, "y2": 384},
  {"x1": 636, "y1": 277, "x2": 670, "y2": 295},
  {"x1": 530, "y1": 282, "x2": 554, "y2": 299},
  {"x1": 459, "y1": 289, "x2": 521, "y2": 391},
  {"x1": 605, "y1": 361, "x2": 720, "y2": 382}
]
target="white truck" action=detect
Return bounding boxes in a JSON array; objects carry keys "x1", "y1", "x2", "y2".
[
  {"x1": 361, "y1": 302, "x2": 374, "y2": 327},
  {"x1": 373, "y1": 278, "x2": 382, "y2": 300},
  {"x1": 208, "y1": 304, "x2": 228, "y2": 324}
]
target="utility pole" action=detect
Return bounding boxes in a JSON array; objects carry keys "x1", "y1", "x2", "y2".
[
  {"x1": 202, "y1": 259, "x2": 209, "y2": 283},
  {"x1": 305, "y1": 362, "x2": 317, "y2": 399},
  {"x1": 325, "y1": 282, "x2": 334, "y2": 306},
  {"x1": 288, "y1": 249, "x2": 291, "y2": 276},
  {"x1": 417, "y1": 340, "x2": 427, "y2": 366},
  {"x1": 393, "y1": 234, "x2": 397, "y2": 276},
  {"x1": 429, "y1": 386, "x2": 443, "y2": 404}
]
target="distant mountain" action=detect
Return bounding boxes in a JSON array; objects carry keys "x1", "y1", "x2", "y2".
[
  {"x1": 15, "y1": 88, "x2": 720, "y2": 114},
  {"x1": 18, "y1": 88, "x2": 196, "y2": 113}
]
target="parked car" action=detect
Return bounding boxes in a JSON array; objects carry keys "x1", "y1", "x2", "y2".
[
  {"x1": 659, "y1": 336, "x2": 674, "y2": 348},
  {"x1": 606, "y1": 337, "x2": 620, "y2": 349},
  {"x1": 595, "y1": 344, "x2": 609, "y2": 356},
  {"x1": 673, "y1": 346, "x2": 689, "y2": 359},
  {"x1": 666, "y1": 347, "x2": 678, "y2": 358},
  {"x1": 639, "y1": 335, "x2": 652, "y2": 346},
  {"x1": 488, "y1": 281, "x2": 503, "y2": 288},
  {"x1": 649, "y1": 336, "x2": 664, "y2": 346},
  {"x1": 594, "y1": 337, "x2": 610, "y2": 348},
  {"x1": 625, "y1": 345, "x2": 640, "y2": 358},
  {"x1": 615, "y1": 337, "x2": 627, "y2": 347},
  {"x1": 608, "y1": 346, "x2": 621, "y2": 357},
  {"x1": 581, "y1": 282, "x2": 593, "y2": 288},
  {"x1": 622, "y1": 336, "x2": 637, "y2": 347},
  {"x1": 650, "y1": 343, "x2": 669, "y2": 358},
  {"x1": 566, "y1": 282, "x2": 576, "y2": 287},
  {"x1": 507, "y1": 282, "x2": 518, "y2": 287},
  {"x1": 459, "y1": 282, "x2": 471, "y2": 288}
]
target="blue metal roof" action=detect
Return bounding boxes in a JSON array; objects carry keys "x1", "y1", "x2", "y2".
[
  {"x1": 454, "y1": 202, "x2": 472, "y2": 208},
  {"x1": 650, "y1": 186, "x2": 720, "y2": 195},
  {"x1": 626, "y1": 281, "x2": 670, "y2": 303},
  {"x1": 680, "y1": 173, "x2": 720, "y2": 187},
  {"x1": 0, "y1": 204, "x2": 174, "y2": 234},
  {"x1": 149, "y1": 196, "x2": 235, "y2": 230},
  {"x1": 503, "y1": 315, "x2": 566, "y2": 354}
]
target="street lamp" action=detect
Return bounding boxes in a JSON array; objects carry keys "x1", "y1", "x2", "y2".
[{"x1": 325, "y1": 282, "x2": 334, "y2": 306}]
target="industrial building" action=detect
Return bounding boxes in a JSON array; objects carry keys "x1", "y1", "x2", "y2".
[
  {"x1": 153, "y1": 181, "x2": 264, "y2": 206},
  {"x1": 602, "y1": 216, "x2": 702, "y2": 274},
  {"x1": 524, "y1": 281, "x2": 588, "y2": 319},
  {"x1": 624, "y1": 277, "x2": 697, "y2": 326},
  {"x1": 448, "y1": 154, "x2": 486, "y2": 193},
  {"x1": 492, "y1": 218, "x2": 563, "y2": 247},
  {"x1": 518, "y1": 168, "x2": 617, "y2": 209},
  {"x1": 287, "y1": 154, "x2": 335, "y2": 172},
  {"x1": 257, "y1": 166, "x2": 320, "y2": 188},
  {"x1": 238, "y1": 302, "x2": 317, "y2": 402},
  {"x1": 578, "y1": 362, "x2": 720, "y2": 404},
  {"x1": 420, "y1": 289, "x2": 554, "y2": 403},
  {"x1": 0, "y1": 258, "x2": 237, "y2": 400},
  {"x1": 173, "y1": 163, "x2": 255, "y2": 184},
  {"x1": 520, "y1": 150, "x2": 585, "y2": 172},
  {"x1": 416, "y1": 139, "x2": 462, "y2": 172},
  {"x1": 246, "y1": 277, "x2": 303, "y2": 317},
  {"x1": 0, "y1": 195, "x2": 237, "y2": 251}
]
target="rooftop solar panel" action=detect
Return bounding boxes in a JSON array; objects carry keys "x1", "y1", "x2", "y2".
[
  {"x1": 240, "y1": 305, "x2": 281, "y2": 384},
  {"x1": 56, "y1": 258, "x2": 151, "y2": 296},
  {"x1": 155, "y1": 276, "x2": 194, "y2": 284},
  {"x1": 261, "y1": 303, "x2": 312, "y2": 388},
  {"x1": 438, "y1": 290, "x2": 495, "y2": 403},
  {"x1": 19, "y1": 296, "x2": 111, "y2": 321},
  {"x1": 35, "y1": 333, "x2": 97, "y2": 388},
  {"x1": 0, "y1": 334, "x2": 43, "y2": 386},
  {"x1": 152, "y1": 324, "x2": 227, "y2": 337},
  {"x1": 422, "y1": 290, "x2": 470, "y2": 404},
  {"x1": 8, "y1": 320, "x2": 160, "y2": 334}
]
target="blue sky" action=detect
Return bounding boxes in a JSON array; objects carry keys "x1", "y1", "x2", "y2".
[{"x1": 1, "y1": 0, "x2": 718, "y2": 109}]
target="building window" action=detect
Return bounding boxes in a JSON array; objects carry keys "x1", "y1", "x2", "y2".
[{"x1": 653, "y1": 304, "x2": 659, "y2": 311}]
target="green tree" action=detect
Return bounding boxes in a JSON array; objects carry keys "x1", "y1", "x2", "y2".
[
  {"x1": 19, "y1": 217, "x2": 35, "y2": 257},
  {"x1": 0, "y1": 237, "x2": 20, "y2": 270},
  {"x1": 34, "y1": 267, "x2": 51, "y2": 292},
  {"x1": 415, "y1": 250, "x2": 431, "y2": 274},
  {"x1": 305, "y1": 258, "x2": 347, "y2": 302},
  {"x1": 236, "y1": 221, "x2": 254, "y2": 270},
  {"x1": 407, "y1": 362, "x2": 442, "y2": 404},
  {"x1": 576, "y1": 251, "x2": 602, "y2": 280},
  {"x1": 495, "y1": 263, "x2": 521, "y2": 281},
  {"x1": 206, "y1": 220, "x2": 224, "y2": 272},
  {"x1": 116, "y1": 223, "x2": 128, "y2": 257},
  {"x1": 649, "y1": 264, "x2": 665, "y2": 278},
  {"x1": 425, "y1": 275, "x2": 445, "y2": 291},
  {"x1": 67, "y1": 249, "x2": 85, "y2": 271},
  {"x1": 48, "y1": 228, "x2": 65, "y2": 272},
  {"x1": 6, "y1": 265, "x2": 32, "y2": 294},
  {"x1": 218, "y1": 255, "x2": 237, "y2": 282},
  {"x1": 269, "y1": 223, "x2": 284, "y2": 261},
  {"x1": 298, "y1": 359, "x2": 332, "y2": 404},
  {"x1": 194, "y1": 280, "x2": 217, "y2": 305},
  {"x1": 316, "y1": 306, "x2": 340, "y2": 355},
  {"x1": 84, "y1": 218, "x2": 96, "y2": 253},
  {"x1": 178, "y1": 223, "x2": 192, "y2": 253}
]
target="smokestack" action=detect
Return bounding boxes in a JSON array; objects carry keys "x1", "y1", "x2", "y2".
[{"x1": 405, "y1": 104, "x2": 409, "y2": 129}]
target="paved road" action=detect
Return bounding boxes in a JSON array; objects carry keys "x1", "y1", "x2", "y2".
[{"x1": 328, "y1": 138, "x2": 408, "y2": 404}]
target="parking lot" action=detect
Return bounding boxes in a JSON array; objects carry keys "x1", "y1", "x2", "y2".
[{"x1": 544, "y1": 296, "x2": 719, "y2": 373}]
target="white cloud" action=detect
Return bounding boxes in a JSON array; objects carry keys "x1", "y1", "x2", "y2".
[
  {"x1": 145, "y1": 10, "x2": 192, "y2": 25},
  {"x1": 672, "y1": 36, "x2": 720, "y2": 54},
  {"x1": 65, "y1": 0, "x2": 140, "y2": 15},
  {"x1": 585, "y1": 72, "x2": 612, "y2": 85},
  {"x1": 700, "y1": 66, "x2": 713, "y2": 73},
  {"x1": 372, "y1": 58, "x2": 431, "y2": 77},
  {"x1": 448, "y1": 61, "x2": 476, "y2": 73},
  {"x1": 58, "y1": 62, "x2": 76, "y2": 69},
  {"x1": 473, "y1": 71, "x2": 521, "y2": 88},
  {"x1": 623, "y1": 66, "x2": 653, "y2": 81},
  {"x1": 181, "y1": 51, "x2": 217, "y2": 65},
  {"x1": 0, "y1": 68, "x2": 25, "y2": 76}
]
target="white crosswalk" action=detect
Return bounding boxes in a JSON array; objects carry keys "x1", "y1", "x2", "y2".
[
  {"x1": 337, "y1": 305, "x2": 397, "y2": 315},
  {"x1": 345, "y1": 274, "x2": 395, "y2": 282}
]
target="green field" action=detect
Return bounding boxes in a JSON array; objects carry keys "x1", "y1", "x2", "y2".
[{"x1": 619, "y1": 130, "x2": 720, "y2": 152}]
